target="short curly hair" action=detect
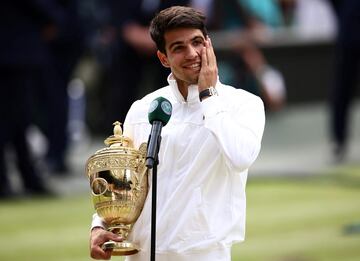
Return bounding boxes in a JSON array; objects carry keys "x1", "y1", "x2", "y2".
[{"x1": 149, "y1": 6, "x2": 208, "y2": 54}]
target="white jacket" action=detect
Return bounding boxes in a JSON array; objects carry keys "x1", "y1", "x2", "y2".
[{"x1": 92, "y1": 74, "x2": 265, "y2": 260}]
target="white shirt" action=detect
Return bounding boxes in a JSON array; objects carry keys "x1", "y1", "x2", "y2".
[{"x1": 92, "y1": 74, "x2": 265, "y2": 260}]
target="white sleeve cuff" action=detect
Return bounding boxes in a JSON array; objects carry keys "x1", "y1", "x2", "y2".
[{"x1": 91, "y1": 213, "x2": 106, "y2": 230}]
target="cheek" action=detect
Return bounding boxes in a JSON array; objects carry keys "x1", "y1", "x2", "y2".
[
  {"x1": 168, "y1": 57, "x2": 181, "y2": 69},
  {"x1": 193, "y1": 45, "x2": 204, "y2": 56}
]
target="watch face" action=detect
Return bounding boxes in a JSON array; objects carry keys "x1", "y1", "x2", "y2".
[{"x1": 209, "y1": 87, "x2": 218, "y2": 95}]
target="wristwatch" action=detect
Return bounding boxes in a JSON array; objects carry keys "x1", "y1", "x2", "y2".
[{"x1": 199, "y1": 87, "x2": 218, "y2": 101}]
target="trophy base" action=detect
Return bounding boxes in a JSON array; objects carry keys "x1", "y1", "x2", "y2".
[{"x1": 103, "y1": 241, "x2": 139, "y2": 256}]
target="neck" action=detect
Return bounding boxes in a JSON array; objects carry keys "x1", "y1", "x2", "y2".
[{"x1": 177, "y1": 82, "x2": 189, "y2": 100}]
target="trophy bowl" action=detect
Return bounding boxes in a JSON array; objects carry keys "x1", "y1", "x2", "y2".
[{"x1": 86, "y1": 121, "x2": 148, "y2": 256}]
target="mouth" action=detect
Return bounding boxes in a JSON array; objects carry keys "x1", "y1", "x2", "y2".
[{"x1": 183, "y1": 62, "x2": 201, "y2": 71}]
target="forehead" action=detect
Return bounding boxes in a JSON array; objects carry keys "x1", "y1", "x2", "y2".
[{"x1": 164, "y1": 28, "x2": 204, "y2": 47}]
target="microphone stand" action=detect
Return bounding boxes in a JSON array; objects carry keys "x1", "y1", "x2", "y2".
[{"x1": 147, "y1": 136, "x2": 161, "y2": 261}]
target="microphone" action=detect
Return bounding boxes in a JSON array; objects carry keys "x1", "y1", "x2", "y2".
[{"x1": 146, "y1": 97, "x2": 172, "y2": 168}]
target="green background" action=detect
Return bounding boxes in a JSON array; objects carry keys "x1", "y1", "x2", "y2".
[{"x1": 1, "y1": 166, "x2": 359, "y2": 261}]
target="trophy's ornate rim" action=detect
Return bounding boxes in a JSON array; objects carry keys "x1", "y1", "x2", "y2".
[{"x1": 103, "y1": 241, "x2": 140, "y2": 256}]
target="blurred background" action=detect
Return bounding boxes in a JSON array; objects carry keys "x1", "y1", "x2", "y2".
[{"x1": 0, "y1": 0, "x2": 359, "y2": 260}]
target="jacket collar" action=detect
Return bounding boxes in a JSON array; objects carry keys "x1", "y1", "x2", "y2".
[{"x1": 167, "y1": 73, "x2": 200, "y2": 104}]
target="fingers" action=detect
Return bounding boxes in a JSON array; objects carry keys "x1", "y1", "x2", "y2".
[
  {"x1": 107, "y1": 232, "x2": 124, "y2": 242},
  {"x1": 201, "y1": 37, "x2": 216, "y2": 69},
  {"x1": 90, "y1": 244, "x2": 112, "y2": 260},
  {"x1": 90, "y1": 228, "x2": 123, "y2": 260},
  {"x1": 206, "y1": 37, "x2": 216, "y2": 68},
  {"x1": 201, "y1": 44, "x2": 208, "y2": 67},
  {"x1": 198, "y1": 36, "x2": 218, "y2": 90}
]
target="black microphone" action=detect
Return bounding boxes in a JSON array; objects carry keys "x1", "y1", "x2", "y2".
[{"x1": 146, "y1": 97, "x2": 172, "y2": 168}]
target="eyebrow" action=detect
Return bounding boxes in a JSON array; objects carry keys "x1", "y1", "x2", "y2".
[{"x1": 168, "y1": 35, "x2": 204, "y2": 50}]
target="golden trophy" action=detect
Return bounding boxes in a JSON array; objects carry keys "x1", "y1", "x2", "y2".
[{"x1": 86, "y1": 121, "x2": 148, "y2": 256}]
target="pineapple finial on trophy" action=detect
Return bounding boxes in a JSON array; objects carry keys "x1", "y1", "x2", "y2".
[
  {"x1": 104, "y1": 121, "x2": 132, "y2": 148},
  {"x1": 113, "y1": 121, "x2": 122, "y2": 136}
]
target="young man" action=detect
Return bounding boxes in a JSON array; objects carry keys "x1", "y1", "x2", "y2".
[{"x1": 90, "y1": 6, "x2": 265, "y2": 261}]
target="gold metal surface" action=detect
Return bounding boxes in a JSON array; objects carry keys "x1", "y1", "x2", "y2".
[{"x1": 86, "y1": 121, "x2": 148, "y2": 256}]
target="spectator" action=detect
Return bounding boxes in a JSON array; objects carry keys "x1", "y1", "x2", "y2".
[
  {"x1": 0, "y1": 1, "x2": 63, "y2": 197},
  {"x1": 328, "y1": 0, "x2": 360, "y2": 162},
  {"x1": 34, "y1": 0, "x2": 85, "y2": 174},
  {"x1": 292, "y1": 0, "x2": 337, "y2": 38},
  {"x1": 192, "y1": 0, "x2": 288, "y2": 111}
]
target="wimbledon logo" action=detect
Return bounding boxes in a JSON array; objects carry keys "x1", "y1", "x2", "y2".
[
  {"x1": 148, "y1": 100, "x2": 159, "y2": 113},
  {"x1": 161, "y1": 101, "x2": 172, "y2": 115}
]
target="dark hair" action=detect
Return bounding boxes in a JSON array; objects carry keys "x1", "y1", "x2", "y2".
[{"x1": 149, "y1": 6, "x2": 208, "y2": 54}]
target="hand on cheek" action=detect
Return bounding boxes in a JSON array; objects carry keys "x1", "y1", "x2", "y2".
[{"x1": 198, "y1": 37, "x2": 218, "y2": 91}]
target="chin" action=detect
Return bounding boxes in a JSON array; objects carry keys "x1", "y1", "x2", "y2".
[{"x1": 189, "y1": 75, "x2": 199, "y2": 85}]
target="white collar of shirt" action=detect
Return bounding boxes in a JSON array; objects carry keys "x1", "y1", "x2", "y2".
[
  {"x1": 167, "y1": 73, "x2": 199, "y2": 104},
  {"x1": 167, "y1": 73, "x2": 221, "y2": 105}
]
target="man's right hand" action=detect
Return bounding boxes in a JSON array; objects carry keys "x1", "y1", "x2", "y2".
[{"x1": 90, "y1": 227, "x2": 123, "y2": 260}]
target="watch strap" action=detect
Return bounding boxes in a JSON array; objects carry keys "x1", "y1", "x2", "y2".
[{"x1": 199, "y1": 87, "x2": 218, "y2": 101}]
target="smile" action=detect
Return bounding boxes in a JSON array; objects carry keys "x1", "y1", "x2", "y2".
[{"x1": 184, "y1": 63, "x2": 201, "y2": 70}]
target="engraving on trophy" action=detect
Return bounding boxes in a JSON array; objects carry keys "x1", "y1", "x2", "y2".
[{"x1": 86, "y1": 122, "x2": 148, "y2": 256}]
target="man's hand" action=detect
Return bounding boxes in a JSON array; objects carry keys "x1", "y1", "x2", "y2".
[
  {"x1": 198, "y1": 37, "x2": 218, "y2": 92},
  {"x1": 90, "y1": 227, "x2": 123, "y2": 260}
]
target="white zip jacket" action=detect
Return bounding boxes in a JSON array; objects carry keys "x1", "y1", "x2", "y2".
[{"x1": 92, "y1": 74, "x2": 265, "y2": 261}]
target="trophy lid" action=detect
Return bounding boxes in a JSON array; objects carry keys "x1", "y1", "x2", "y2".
[
  {"x1": 104, "y1": 121, "x2": 133, "y2": 148},
  {"x1": 86, "y1": 121, "x2": 147, "y2": 179}
]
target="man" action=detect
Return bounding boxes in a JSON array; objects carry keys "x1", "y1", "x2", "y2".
[
  {"x1": 0, "y1": 0, "x2": 62, "y2": 197},
  {"x1": 90, "y1": 6, "x2": 265, "y2": 261},
  {"x1": 328, "y1": 0, "x2": 360, "y2": 162}
]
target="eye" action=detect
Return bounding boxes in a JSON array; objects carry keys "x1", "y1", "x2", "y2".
[
  {"x1": 172, "y1": 45, "x2": 183, "y2": 52},
  {"x1": 193, "y1": 40, "x2": 203, "y2": 46}
]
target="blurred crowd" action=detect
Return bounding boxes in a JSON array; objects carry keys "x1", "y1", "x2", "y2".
[
  {"x1": 0, "y1": 0, "x2": 85, "y2": 198},
  {"x1": 0, "y1": 0, "x2": 358, "y2": 199}
]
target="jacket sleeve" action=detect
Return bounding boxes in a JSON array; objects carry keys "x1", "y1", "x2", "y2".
[
  {"x1": 202, "y1": 88, "x2": 265, "y2": 172},
  {"x1": 90, "y1": 213, "x2": 106, "y2": 230}
]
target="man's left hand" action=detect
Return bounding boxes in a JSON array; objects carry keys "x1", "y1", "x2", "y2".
[{"x1": 198, "y1": 36, "x2": 218, "y2": 92}]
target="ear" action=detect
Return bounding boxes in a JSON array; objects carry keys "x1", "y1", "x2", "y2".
[{"x1": 157, "y1": 50, "x2": 170, "y2": 68}]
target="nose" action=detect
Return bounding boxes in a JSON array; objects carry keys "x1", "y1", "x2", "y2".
[{"x1": 185, "y1": 45, "x2": 198, "y2": 59}]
